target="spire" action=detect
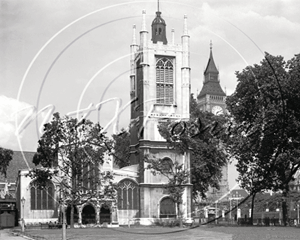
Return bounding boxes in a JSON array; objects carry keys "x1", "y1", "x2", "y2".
[
  {"x1": 151, "y1": 0, "x2": 167, "y2": 44},
  {"x1": 198, "y1": 41, "x2": 226, "y2": 99},
  {"x1": 204, "y1": 40, "x2": 219, "y2": 76}
]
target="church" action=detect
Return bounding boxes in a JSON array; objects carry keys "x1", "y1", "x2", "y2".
[{"x1": 15, "y1": 4, "x2": 228, "y2": 227}]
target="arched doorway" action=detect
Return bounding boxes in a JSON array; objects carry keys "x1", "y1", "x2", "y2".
[
  {"x1": 100, "y1": 205, "x2": 111, "y2": 224},
  {"x1": 160, "y1": 197, "x2": 176, "y2": 218},
  {"x1": 82, "y1": 204, "x2": 96, "y2": 224},
  {"x1": 66, "y1": 205, "x2": 78, "y2": 225}
]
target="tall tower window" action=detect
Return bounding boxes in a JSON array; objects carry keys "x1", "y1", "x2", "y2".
[{"x1": 156, "y1": 57, "x2": 174, "y2": 104}]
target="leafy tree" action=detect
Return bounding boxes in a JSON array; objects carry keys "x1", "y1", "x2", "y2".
[
  {"x1": 28, "y1": 113, "x2": 116, "y2": 228},
  {"x1": 146, "y1": 158, "x2": 189, "y2": 227},
  {"x1": 0, "y1": 147, "x2": 13, "y2": 178},
  {"x1": 110, "y1": 94, "x2": 228, "y2": 203},
  {"x1": 226, "y1": 53, "x2": 300, "y2": 225},
  {"x1": 225, "y1": 123, "x2": 270, "y2": 224},
  {"x1": 190, "y1": 93, "x2": 202, "y2": 118},
  {"x1": 111, "y1": 129, "x2": 131, "y2": 168},
  {"x1": 157, "y1": 94, "x2": 228, "y2": 199}
]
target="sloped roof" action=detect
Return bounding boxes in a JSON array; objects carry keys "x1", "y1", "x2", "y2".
[
  {"x1": 198, "y1": 81, "x2": 226, "y2": 98},
  {"x1": 198, "y1": 45, "x2": 226, "y2": 99},
  {"x1": 119, "y1": 164, "x2": 139, "y2": 173},
  {"x1": 204, "y1": 49, "x2": 219, "y2": 75},
  {"x1": 152, "y1": 11, "x2": 166, "y2": 25},
  {"x1": 0, "y1": 151, "x2": 36, "y2": 183}
]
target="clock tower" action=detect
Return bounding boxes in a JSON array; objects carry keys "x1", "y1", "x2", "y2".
[
  {"x1": 197, "y1": 42, "x2": 229, "y2": 202},
  {"x1": 197, "y1": 42, "x2": 226, "y2": 114}
]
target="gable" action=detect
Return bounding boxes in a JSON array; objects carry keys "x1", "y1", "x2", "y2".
[{"x1": 0, "y1": 151, "x2": 36, "y2": 183}]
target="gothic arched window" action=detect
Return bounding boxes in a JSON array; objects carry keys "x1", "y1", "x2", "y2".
[
  {"x1": 160, "y1": 197, "x2": 176, "y2": 218},
  {"x1": 156, "y1": 57, "x2": 174, "y2": 104},
  {"x1": 117, "y1": 179, "x2": 138, "y2": 210},
  {"x1": 81, "y1": 161, "x2": 98, "y2": 191},
  {"x1": 30, "y1": 180, "x2": 54, "y2": 210}
]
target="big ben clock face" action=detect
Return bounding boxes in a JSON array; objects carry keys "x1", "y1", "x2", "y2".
[{"x1": 212, "y1": 105, "x2": 223, "y2": 115}]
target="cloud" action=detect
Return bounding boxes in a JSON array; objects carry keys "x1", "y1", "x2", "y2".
[{"x1": 0, "y1": 95, "x2": 35, "y2": 150}]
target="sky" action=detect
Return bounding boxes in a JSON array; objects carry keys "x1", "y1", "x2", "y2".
[{"x1": 1, "y1": 0, "x2": 300, "y2": 189}]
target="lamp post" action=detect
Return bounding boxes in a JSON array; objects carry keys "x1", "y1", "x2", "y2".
[
  {"x1": 229, "y1": 198, "x2": 232, "y2": 221},
  {"x1": 297, "y1": 201, "x2": 300, "y2": 225},
  {"x1": 21, "y1": 197, "x2": 25, "y2": 232},
  {"x1": 215, "y1": 201, "x2": 218, "y2": 224}
]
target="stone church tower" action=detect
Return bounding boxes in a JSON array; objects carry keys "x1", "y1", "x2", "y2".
[
  {"x1": 128, "y1": 5, "x2": 192, "y2": 224},
  {"x1": 197, "y1": 43, "x2": 229, "y2": 202}
]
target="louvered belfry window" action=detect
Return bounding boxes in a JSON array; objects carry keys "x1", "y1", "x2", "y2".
[{"x1": 156, "y1": 57, "x2": 174, "y2": 104}]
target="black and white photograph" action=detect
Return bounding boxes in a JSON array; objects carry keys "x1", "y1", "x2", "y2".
[{"x1": 1, "y1": 0, "x2": 300, "y2": 239}]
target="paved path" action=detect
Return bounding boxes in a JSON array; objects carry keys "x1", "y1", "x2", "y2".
[
  {"x1": 0, "y1": 229, "x2": 29, "y2": 240},
  {"x1": 201, "y1": 226, "x2": 300, "y2": 240}
]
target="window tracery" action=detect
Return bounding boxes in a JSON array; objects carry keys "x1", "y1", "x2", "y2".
[
  {"x1": 156, "y1": 57, "x2": 174, "y2": 104},
  {"x1": 117, "y1": 179, "x2": 138, "y2": 210},
  {"x1": 30, "y1": 180, "x2": 54, "y2": 210}
]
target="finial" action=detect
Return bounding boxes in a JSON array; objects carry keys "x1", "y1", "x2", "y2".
[
  {"x1": 158, "y1": 0, "x2": 160, "y2": 12},
  {"x1": 210, "y1": 40, "x2": 212, "y2": 50},
  {"x1": 171, "y1": 28, "x2": 175, "y2": 45},
  {"x1": 141, "y1": 10, "x2": 147, "y2": 31},
  {"x1": 183, "y1": 14, "x2": 188, "y2": 35},
  {"x1": 132, "y1": 24, "x2": 137, "y2": 45}
]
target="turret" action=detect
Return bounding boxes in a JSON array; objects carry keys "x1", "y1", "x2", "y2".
[
  {"x1": 151, "y1": 1, "x2": 167, "y2": 44},
  {"x1": 181, "y1": 15, "x2": 190, "y2": 69},
  {"x1": 130, "y1": 25, "x2": 138, "y2": 95},
  {"x1": 140, "y1": 10, "x2": 148, "y2": 48}
]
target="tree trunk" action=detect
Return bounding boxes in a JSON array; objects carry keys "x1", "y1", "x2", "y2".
[
  {"x1": 62, "y1": 205, "x2": 66, "y2": 240},
  {"x1": 71, "y1": 162, "x2": 76, "y2": 229},
  {"x1": 282, "y1": 189, "x2": 288, "y2": 226},
  {"x1": 70, "y1": 203, "x2": 74, "y2": 228},
  {"x1": 177, "y1": 203, "x2": 183, "y2": 228},
  {"x1": 250, "y1": 192, "x2": 256, "y2": 225}
]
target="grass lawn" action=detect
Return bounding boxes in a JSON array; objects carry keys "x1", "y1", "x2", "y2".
[{"x1": 15, "y1": 226, "x2": 231, "y2": 240}]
